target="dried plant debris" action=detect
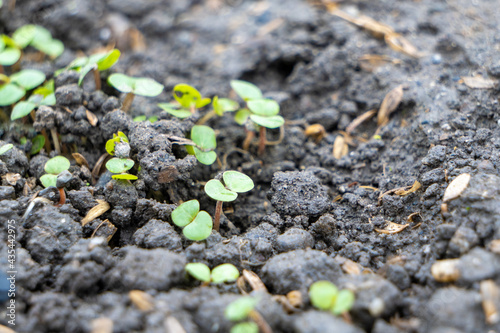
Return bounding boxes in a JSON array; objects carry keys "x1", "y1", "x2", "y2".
[
  {"x1": 86, "y1": 109, "x2": 99, "y2": 126},
  {"x1": 91, "y1": 317, "x2": 113, "y2": 333},
  {"x1": 375, "y1": 221, "x2": 409, "y2": 234},
  {"x1": 333, "y1": 134, "x2": 348, "y2": 159},
  {"x1": 461, "y1": 76, "x2": 498, "y2": 89},
  {"x1": 431, "y1": 259, "x2": 460, "y2": 283},
  {"x1": 443, "y1": 173, "x2": 471, "y2": 203},
  {"x1": 305, "y1": 124, "x2": 326, "y2": 143},
  {"x1": 395, "y1": 180, "x2": 421, "y2": 196},
  {"x1": 489, "y1": 240, "x2": 500, "y2": 255},
  {"x1": 72, "y1": 152, "x2": 90, "y2": 169},
  {"x1": 91, "y1": 219, "x2": 117, "y2": 243},
  {"x1": 377, "y1": 85, "x2": 404, "y2": 127},
  {"x1": 81, "y1": 199, "x2": 110, "y2": 226},
  {"x1": 480, "y1": 280, "x2": 500, "y2": 325},
  {"x1": 345, "y1": 109, "x2": 377, "y2": 134},
  {"x1": 164, "y1": 317, "x2": 187, "y2": 333},
  {"x1": 237, "y1": 269, "x2": 268, "y2": 295},
  {"x1": 129, "y1": 290, "x2": 155, "y2": 312},
  {"x1": 359, "y1": 54, "x2": 402, "y2": 72}
]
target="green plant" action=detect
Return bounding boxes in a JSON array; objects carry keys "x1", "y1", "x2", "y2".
[
  {"x1": 204, "y1": 171, "x2": 254, "y2": 232},
  {"x1": 30, "y1": 134, "x2": 46, "y2": 155},
  {"x1": 225, "y1": 297, "x2": 260, "y2": 333},
  {"x1": 108, "y1": 73, "x2": 164, "y2": 112},
  {"x1": 40, "y1": 155, "x2": 71, "y2": 206},
  {"x1": 10, "y1": 79, "x2": 55, "y2": 120},
  {"x1": 105, "y1": 131, "x2": 138, "y2": 180},
  {"x1": 0, "y1": 143, "x2": 13, "y2": 155},
  {"x1": 0, "y1": 35, "x2": 21, "y2": 68},
  {"x1": 197, "y1": 95, "x2": 239, "y2": 125},
  {"x1": 158, "y1": 84, "x2": 211, "y2": 119},
  {"x1": 0, "y1": 69, "x2": 46, "y2": 106},
  {"x1": 309, "y1": 281, "x2": 355, "y2": 315},
  {"x1": 133, "y1": 115, "x2": 158, "y2": 123},
  {"x1": 231, "y1": 80, "x2": 284, "y2": 155},
  {"x1": 65, "y1": 49, "x2": 120, "y2": 89},
  {"x1": 12, "y1": 24, "x2": 64, "y2": 58},
  {"x1": 185, "y1": 262, "x2": 240, "y2": 284},
  {"x1": 185, "y1": 125, "x2": 217, "y2": 165},
  {"x1": 171, "y1": 199, "x2": 212, "y2": 241}
]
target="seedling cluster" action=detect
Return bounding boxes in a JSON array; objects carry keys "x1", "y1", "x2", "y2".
[
  {"x1": 185, "y1": 262, "x2": 240, "y2": 284},
  {"x1": 159, "y1": 84, "x2": 211, "y2": 118},
  {"x1": 225, "y1": 297, "x2": 260, "y2": 333},
  {"x1": 105, "y1": 131, "x2": 137, "y2": 181},
  {"x1": 65, "y1": 48, "x2": 120, "y2": 89},
  {"x1": 0, "y1": 69, "x2": 46, "y2": 107},
  {"x1": 309, "y1": 281, "x2": 355, "y2": 316}
]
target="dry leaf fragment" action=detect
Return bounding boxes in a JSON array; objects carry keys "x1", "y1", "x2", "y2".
[
  {"x1": 81, "y1": 199, "x2": 110, "y2": 226},
  {"x1": 342, "y1": 259, "x2": 362, "y2": 275},
  {"x1": 377, "y1": 85, "x2": 404, "y2": 127},
  {"x1": 431, "y1": 259, "x2": 460, "y2": 283},
  {"x1": 286, "y1": 290, "x2": 302, "y2": 308},
  {"x1": 359, "y1": 54, "x2": 402, "y2": 72},
  {"x1": 92, "y1": 153, "x2": 109, "y2": 183},
  {"x1": 395, "y1": 180, "x2": 421, "y2": 196},
  {"x1": 3, "y1": 173, "x2": 21, "y2": 186},
  {"x1": 86, "y1": 109, "x2": 99, "y2": 126},
  {"x1": 91, "y1": 219, "x2": 117, "y2": 243},
  {"x1": 164, "y1": 316, "x2": 187, "y2": 333},
  {"x1": 241, "y1": 269, "x2": 268, "y2": 292},
  {"x1": 462, "y1": 76, "x2": 498, "y2": 89},
  {"x1": 72, "y1": 152, "x2": 90, "y2": 170},
  {"x1": 346, "y1": 109, "x2": 377, "y2": 134},
  {"x1": 443, "y1": 173, "x2": 470, "y2": 203},
  {"x1": 375, "y1": 221, "x2": 409, "y2": 234},
  {"x1": 305, "y1": 124, "x2": 326, "y2": 143},
  {"x1": 385, "y1": 33, "x2": 422, "y2": 58},
  {"x1": 333, "y1": 135, "x2": 348, "y2": 159},
  {"x1": 129, "y1": 290, "x2": 155, "y2": 312},
  {"x1": 480, "y1": 280, "x2": 500, "y2": 325},
  {"x1": 91, "y1": 317, "x2": 113, "y2": 333}
]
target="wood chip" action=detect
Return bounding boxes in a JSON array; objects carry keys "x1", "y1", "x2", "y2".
[
  {"x1": 92, "y1": 153, "x2": 109, "y2": 183},
  {"x1": 91, "y1": 219, "x2": 117, "y2": 243},
  {"x1": 129, "y1": 290, "x2": 155, "y2": 312},
  {"x1": 489, "y1": 239, "x2": 500, "y2": 255},
  {"x1": 345, "y1": 109, "x2": 377, "y2": 134},
  {"x1": 158, "y1": 165, "x2": 180, "y2": 184},
  {"x1": 462, "y1": 76, "x2": 498, "y2": 89},
  {"x1": 305, "y1": 124, "x2": 326, "y2": 143},
  {"x1": 375, "y1": 221, "x2": 409, "y2": 234},
  {"x1": 86, "y1": 109, "x2": 99, "y2": 126},
  {"x1": 286, "y1": 290, "x2": 302, "y2": 308},
  {"x1": 81, "y1": 199, "x2": 110, "y2": 226},
  {"x1": 333, "y1": 135, "x2": 348, "y2": 159},
  {"x1": 91, "y1": 317, "x2": 113, "y2": 333},
  {"x1": 242, "y1": 269, "x2": 268, "y2": 292},
  {"x1": 480, "y1": 280, "x2": 500, "y2": 325},
  {"x1": 164, "y1": 316, "x2": 187, "y2": 333},
  {"x1": 377, "y1": 85, "x2": 404, "y2": 127},
  {"x1": 431, "y1": 259, "x2": 460, "y2": 283},
  {"x1": 443, "y1": 173, "x2": 470, "y2": 203},
  {"x1": 395, "y1": 180, "x2": 421, "y2": 196},
  {"x1": 72, "y1": 152, "x2": 90, "y2": 170}
]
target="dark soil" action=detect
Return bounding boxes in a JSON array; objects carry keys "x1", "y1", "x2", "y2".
[{"x1": 1, "y1": 0, "x2": 500, "y2": 332}]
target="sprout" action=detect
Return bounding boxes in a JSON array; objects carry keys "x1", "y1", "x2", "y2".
[
  {"x1": 66, "y1": 49, "x2": 120, "y2": 89},
  {"x1": 108, "y1": 73, "x2": 164, "y2": 112},
  {"x1": 171, "y1": 199, "x2": 213, "y2": 241},
  {"x1": 105, "y1": 132, "x2": 137, "y2": 181},
  {"x1": 0, "y1": 69, "x2": 46, "y2": 106},
  {"x1": 0, "y1": 35, "x2": 21, "y2": 68},
  {"x1": 159, "y1": 83, "x2": 211, "y2": 119},
  {"x1": 12, "y1": 24, "x2": 64, "y2": 58},
  {"x1": 185, "y1": 262, "x2": 240, "y2": 284},
  {"x1": 186, "y1": 125, "x2": 217, "y2": 165},
  {"x1": 10, "y1": 80, "x2": 55, "y2": 120},
  {"x1": 204, "y1": 171, "x2": 254, "y2": 232},
  {"x1": 225, "y1": 297, "x2": 263, "y2": 333},
  {"x1": 309, "y1": 281, "x2": 355, "y2": 315},
  {"x1": 40, "y1": 156, "x2": 72, "y2": 206},
  {"x1": 197, "y1": 95, "x2": 239, "y2": 125}
]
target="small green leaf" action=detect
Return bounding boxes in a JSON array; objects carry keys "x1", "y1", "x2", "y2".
[
  {"x1": 148, "y1": 116, "x2": 158, "y2": 123},
  {"x1": 186, "y1": 145, "x2": 195, "y2": 156},
  {"x1": 10, "y1": 69, "x2": 46, "y2": 90},
  {"x1": 173, "y1": 84, "x2": 203, "y2": 109},
  {"x1": 111, "y1": 173, "x2": 138, "y2": 180},
  {"x1": 12, "y1": 25, "x2": 36, "y2": 48},
  {"x1": 32, "y1": 38, "x2": 64, "y2": 58},
  {"x1": 105, "y1": 137, "x2": 119, "y2": 155},
  {"x1": 44, "y1": 156, "x2": 70, "y2": 174},
  {"x1": 191, "y1": 125, "x2": 216, "y2": 150},
  {"x1": 0, "y1": 47, "x2": 21, "y2": 66},
  {"x1": 0, "y1": 143, "x2": 13, "y2": 155},
  {"x1": 211, "y1": 263, "x2": 240, "y2": 284},
  {"x1": 11, "y1": 101, "x2": 37, "y2": 120},
  {"x1": 67, "y1": 56, "x2": 88, "y2": 70},
  {"x1": 133, "y1": 77, "x2": 164, "y2": 97},
  {"x1": 0, "y1": 83, "x2": 25, "y2": 106},
  {"x1": 193, "y1": 148, "x2": 217, "y2": 166},
  {"x1": 106, "y1": 157, "x2": 134, "y2": 173},
  {"x1": 185, "y1": 263, "x2": 211, "y2": 283},
  {"x1": 133, "y1": 115, "x2": 147, "y2": 122},
  {"x1": 40, "y1": 174, "x2": 57, "y2": 188},
  {"x1": 230, "y1": 322, "x2": 259, "y2": 333},
  {"x1": 78, "y1": 62, "x2": 97, "y2": 86},
  {"x1": 204, "y1": 179, "x2": 238, "y2": 202},
  {"x1": 182, "y1": 210, "x2": 213, "y2": 241},
  {"x1": 225, "y1": 297, "x2": 257, "y2": 321},
  {"x1": 230, "y1": 80, "x2": 263, "y2": 101},
  {"x1": 172, "y1": 199, "x2": 200, "y2": 228},
  {"x1": 213, "y1": 96, "x2": 239, "y2": 116},
  {"x1": 234, "y1": 109, "x2": 251, "y2": 125},
  {"x1": 30, "y1": 135, "x2": 45, "y2": 155},
  {"x1": 223, "y1": 171, "x2": 254, "y2": 193},
  {"x1": 331, "y1": 289, "x2": 355, "y2": 315},
  {"x1": 247, "y1": 99, "x2": 279, "y2": 116},
  {"x1": 116, "y1": 131, "x2": 129, "y2": 142},
  {"x1": 41, "y1": 93, "x2": 56, "y2": 106},
  {"x1": 159, "y1": 106, "x2": 192, "y2": 119},
  {"x1": 309, "y1": 281, "x2": 338, "y2": 311},
  {"x1": 108, "y1": 73, "x2": 135, "y2": 93},
  {"x1": 96, "y1": 49, "x2": 120, "y2": 71},
  {"x1": 249, "y1": 114, "x2": 284, "y2": 129}
]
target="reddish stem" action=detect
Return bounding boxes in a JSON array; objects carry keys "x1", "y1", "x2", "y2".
[
  {"x1": 214, "y1": 200, "x2": 223, "y2": 232},
  {"x1": 242, "y1": 130, "x2": 255, "y2": 151},
  {"x1": 258, "y1": 126, "x2": 266, "y2": 156},
  {"x1": 56, "y1": 187, "x2": 66, "y2": 207},
  {"x1": 122, "y1": 92, "x2": 135, "y2": 112},
  {"x1": 93, "y1": 69, "x2": 101, "y2": 91}
]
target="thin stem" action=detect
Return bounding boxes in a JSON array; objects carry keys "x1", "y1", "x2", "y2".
[
  {"x1": 214, "y1": 200, "x2": 223, "y2": 232},
  {"x1": 41, "y1": 129, "x2": 51, "y2": 153},
  {"x1": 50, "y1": 128, "x2": 61, "y2": 155},
  {"x1": 242, "y1": 130, "x2": 255, "y2": 151},
  {"x1": 56, "y1": 187, "x2": 66, "y2": 207},
  {"x1": 93, "y1": 69, "x2": 101, "y2": 91},
  {"x1": 197, "y1": 110, "x2": 215, "y2": 125},
  {"x1": 258, "y1": 126, "x2": 266, "y2": 156},
  {"x1": 122, "y1": 92, "x2": 135, "y2": 112},
  {"x1": 248, "y1": 310, "x2": 272, "y2": 333}
]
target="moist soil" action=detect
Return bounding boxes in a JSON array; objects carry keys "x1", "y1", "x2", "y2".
[{"x1": 1, "y1": 0, "x2": 500, "y2": 332}]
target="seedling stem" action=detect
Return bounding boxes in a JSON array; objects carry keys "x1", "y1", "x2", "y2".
[
  {"x1": 258, "y1": 127, "x2": 266, "y2": 156},
  {"x1": 93, "y1": 69, "x2": 101, "y2": 90},
  {"x1": 122, "y1": 92, "x2": 134, "y2": 112},
  {"x1": 214, "y1": 200, "x2": 223, "y2": 232}
]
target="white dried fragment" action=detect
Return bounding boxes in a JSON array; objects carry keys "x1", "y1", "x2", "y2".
[
  {"x1": 431, "y1": 259, "x2": 460, "y2": 283},
  {"x1": 443, "y1": 173, "x2": 471, "y2": 203}
]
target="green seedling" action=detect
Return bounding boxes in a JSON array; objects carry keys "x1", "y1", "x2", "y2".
[
  {"x1": 66, "y1": 49, "x2": 120, "y2": 90},
  {"x1": 159, "y1": 83, "x2": 211, "y2": 119},
  {"x1": 12, "y1": 24, "x2": 64, "y2": 58},
  {"x1": 0, "y1": 69, "x2": 46, "y2": 106},
  {"x1": 10, "y1": 79, "x2": 55, "y2": 120},
  {"x1": 204, "y1": 171, "x2": 254, "y2": 232},
  {"x1": 133, "y1": 115, "x2": 158, "y2": 123},
  {"x1": 0, "y1": 35, "x2": 21, "y2": 69},
  {"x1": 185, "y1": 262, "x2": 240, "y2": 284},
  {"x1": 197, "y1": 95, "x2": 239, "y2": 125},
  {"x1": 171, "y1": 199, "x2": 212, "y2": 241},
  {"x1": 185, "y1": 125, "x2": 217, "y2": 165},
  {"x1": 30, "y1": 134, "x2": 46, "y2": 155},
  {"x1": 225, "y1": 297, "x2": 262, "y2": 333},
  {"x1": 40, "y1": 155, "x2": 71, "y2": 206},
  {"x1": 0, "y1": 143, "x2": 13, "y2": 155},
  {"x1": 105, "y1": 131, "x2": 138, "y2": 180},
  {"x1": 108, "y1": 73, "x2": 164, "y2": 112},
  {"x1": 231, "y1": 80, "x2": 284, "y2": 155},
  {"x1": 309, "y1": 281, "x2": 355, "y2": 316}
]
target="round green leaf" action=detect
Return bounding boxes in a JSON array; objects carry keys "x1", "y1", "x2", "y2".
[
  {"x1": 106, "y1": 157, "x2": 134, "y2": 173},
  {"x1": 30, "y1": 135, "x2": 45, "y2": 155},
  {"x1": 112, "y1": 173, "x2": 138, "y2": 180},
  {"x1": 213, "y1": 97, "x2": 239, "y2": 116},
  {"x1": 32, "y1": 25, "x2": 53, "y2": 43},
  {"x1": 172, "y1": 199, "x2": 200, "y2": 228},
  {"x1": 158, "y1": 103, "x2": 193, "y2": 119},
  {"x1": 96, "y1": 49, "x2": 120, "y2": 71},
  {"x1": 230, "y1": 322, "x2": 259, "y2": 333},
  {"x1": 191, "y1": 125, "x2": 216, "y2": 150},
  {"x1": 108, "y1": 73, "x2": 135, "y2": 93},
  {"x1": 182, "y1": 210, "x2": 213, "y2": 241},
  {"x1": 309, "y1": 281, "x2": 338, "y2": 311},
  {"x1": 223, "y1": 171, "x2": 254, "y2": 193},
  {"x1": 331, "y1": 289, "x2": 355, "y2": 315},
  {"x1": 211, "y1": 263, "x2": 240, "y2": 284},
  {"x1": 230, "y1": 80, "x2": 262, "y2": 101},
  {"x1": 32, "y1": 38, "x2": 64, "y2": 58},
  {"x1": 40, "y1": 174, "x2": 57, "y2": 188},
  {"x1": 185, "y1": 263, "x2": 211, "y2": 283},
  {"x1": 10, "y1": 69, "x2": 46, "y2": 90},
  {"x1": 234, "y1": 109, "x2": 251, "y2": 125},
  {"x1": 250, "y1": 114, "x2": 284, "y2": 129},
  {"x1": 193, "y1": 148, "x2": 217, "y2": 166},
  {"x1": 0, "y1": 83, "x2": 25, "y2": 106},
  {"x1": 133, "y1": 77, "x2": 164, "y2": 97},
  {"x1": 224, "y1": 297, "x2": 257, "y2": 321},
  {"x1": 12, "y1": 25, "x2": 36, "y2": 48},
  {"x1": 173, "y1": 84, "x2": 202, "y2": 109},
  {"x1": 0, "y1": 47, "x2": 21, "y2": 66},
  {"x1": 11, "y1": 101, "x2": 36, "y2": 120},
  {"x1": 44, "y1": 156, "x2": 70, "y2": 174},
  {"x1": 204, "y1": 179, "x2": 238, "y2": 202},
  {"x1": 247, "y1": 99, "x2": 279, "y2": 116},
  {"x1": 0, "y1": 143, "x2": 13, "y2": 155}
]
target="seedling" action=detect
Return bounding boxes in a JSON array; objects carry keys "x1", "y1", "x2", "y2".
[
  {"x1": 133, "y1": 115, "x2": 157, "y2": 123},
  {"x1": 204, "y1": 171, "x2": 254, "y2": 232},
  {"x1": 0, "y1": 69, "x2": 46, "y2": 106},
  {"x1": 105, "y1": 131, "x2": 137, "y2": 180},
  {"x1": 185, "y1": 125, "x2": 217, "y2": 165},
  {"x1": 40, "y1": 156, "x2": 71, "y2": 206},
  {"x1": 225, "y1": 297, "x2": 262, "y2": 333},
  {"x1": 10, "y1": 79, "x2": 55, "y2": 120},
  {"x1": 158, "y1": 84, "x2": 211, "y2": 119},
  {"x1": 12, "y1": 24, "x2": 64, "y2": 58},
  {"x1": 0, "y1": 35, "x2": 21, "y2": 70},
  {"x1": 0, "y1": 143, "x2": 13, "y2": 155},
  {"x1": 197, "y1": 95, "x2": 239, "y2": 125},
  {"x1": 65, "y1": 49, "x2": 120, "y2": 90},
  {"x1": 108, "y1": 73, "x2": 164, "y2": 112},
  {"x1": 231, "y1": 80, "x2": 284, "y2": 155},
  {"x1": 171, "y1": 199, "x2": 212, "y2": 241},
  {"x1": 185, "y1": 262, "x2": 240, "y2": 284},
  {"x1": 309, "y1": 281, "x2": 355, "y2": 316}
]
